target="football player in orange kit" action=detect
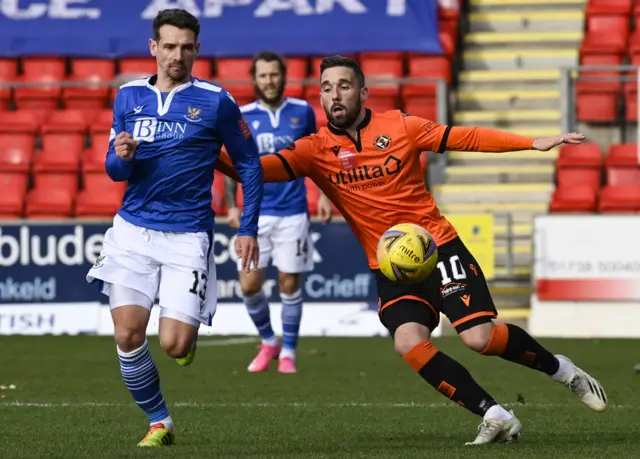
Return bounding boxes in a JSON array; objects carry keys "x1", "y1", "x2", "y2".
[{"x1": 215, "y1": 55, "x2": 608, "y2": 445}]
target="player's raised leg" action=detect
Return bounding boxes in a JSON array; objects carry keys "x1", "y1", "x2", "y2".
[
  {"x1": 460, "y1": 322, "x2": 607, "y2": 412},
  {"x1": 439, "y1": 238, "x2": 607, "y2": 412},
  {"x1": 110, "y1": 287, "x2": 175, "y2": 448},
  {"x1": 277, "y1": 271, "x2": 303, "y2": 373}
]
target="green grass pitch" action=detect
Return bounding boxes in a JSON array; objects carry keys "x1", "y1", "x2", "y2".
[{"x1": 0, "y1": 335, "x2": 638, "y2": 458}]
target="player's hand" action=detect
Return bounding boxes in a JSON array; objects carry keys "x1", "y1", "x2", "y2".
[
  {"x1": 532, "y1": 133, "x2": 585, "y2": 151},
  {"x1": 227, "y1": 207, "x2": 241, "y2": 229},
  {"x1": 114, "y1": 132, "x2": 138, "y2": 161},
  {"x1": 235, "y1": 235, "x2": 259, "y2": 273},
  {"x1": 318, "y1": 195, "x2": 333, "y2": 224}
]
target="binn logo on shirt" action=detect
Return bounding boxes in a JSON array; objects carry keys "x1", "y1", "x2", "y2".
[{"x1": 132, "y1": 117, "x2": 187, "y2": 142}]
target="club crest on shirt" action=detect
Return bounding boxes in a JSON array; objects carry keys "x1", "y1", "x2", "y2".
[
  {"x1": 185, "y1": 106, "x2": 202, "y2": 122},
  {"x1": 374, "y1": 135, "x2": 391, "y2": 150}
]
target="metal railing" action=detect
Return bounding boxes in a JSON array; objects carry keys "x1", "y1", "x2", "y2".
[{"x1": 560, "y1": 65, "x2": 640, "y2": 144}]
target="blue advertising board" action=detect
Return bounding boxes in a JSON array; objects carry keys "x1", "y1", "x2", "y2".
[
  {"x1": 0, "y1": 0, "x2": 442, "y2": 57},
  {"x1": 0, "y1": 220, "x2": 376, "y2": 305}
]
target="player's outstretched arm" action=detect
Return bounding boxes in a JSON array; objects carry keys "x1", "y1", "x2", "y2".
[
  {"x1": 105, "y1": 91, "x2": 135, "y2": 182},
  {"x1": 444, "y1": 127, "x2": 585, "y2": 153},
  {"x1": 403, "y1": 114, "x2": 585, "y2": 153},
  {"x1": 217, "y1": 92, "x2": 264, "y2": 238},
  {"x1": 216, "y1": 137, "x2": 314, "y2": 183}
]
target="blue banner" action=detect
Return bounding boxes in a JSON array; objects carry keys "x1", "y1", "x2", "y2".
[
  {"x1": 0, "y1": 220, "x2": 376, "y2": 304},
  {"x1": 0, "y1": 0, "x2": 442, "y2": 57}
]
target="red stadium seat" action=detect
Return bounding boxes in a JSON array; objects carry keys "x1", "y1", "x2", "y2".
[
  {"x1": 14, "y1": 58, "x2": 66, "y2": 110},
  {"x1": 587, "y1": 0, "x2": 632, "y2": 16},
  {"x1": 33, "y1": 172, "x2": 78, "y2": 194},
  {"x1": 75, "y1": 187, "x2": 122, "y2": 218},
  {"x1": 606, "y1": 143, "x2": 639, "y2": 166},
  {"x1": 0, "y1": 173, "x2": 27, "y2": 218},
  {"x1": 366, "y1": 96, "x2": 397, "y2": 113},
  {"x1": 576, "y1": 93, "x2": 619, "y2": 123},
  {"x1": 360, "y1": 52, "x2": 403, "y2": 96},
  {"x1": 0, "y1": 110, "x2": 46, "y2": 134},
  {"x1": 82, "y1": 170, "x2": 126, "y2": 194},
  {"x1": 118, "y1": 58, "x2": 156, "y2": 77},
  {"x1": 581, "y1": 15, "x2": 630, "y2": 55},
  {"x1": 83, "y1": 142, "x2": 109, "y2": 173},
  {"x1": 403, "y1": 55, "x2": 450, "y2": 98},
  {"x1": 311, "y1": 104, "x2": 327, "y2": 128},
  {"x1": 607, "y1": 167, "x2": 640, "y2": 185},
  {"x1": 557, "y1": 143, "x2": 603, "y2": 168},
  {"x1": 556, "y1": 168, "x2": 602, "y2": 189},
  {"x1": 63, "y1": 59, "x2": 115, "y2": 109},
  {"x1": 89, "y1": 109, "x2": 114, "y2": 134},
  {"x1": 306, "y1": 178, "x2": 320, "y2": 215},
  {"x1": 192, "y1": 59, "x2": 213, "y2": 81},
  {"x1": 283, "y1": 57, "x2": 307, "y2": 99},
  {"x1": 215, "y1": 59, "x2": 253, "y2": 97},
  {"x1": 0, "y1": 59, "x2": 18, "y2": 109},
  {"x1": 41, "y1": 109, "x2": 91, "y2": 134},
  {"x1": 25, "y1": 187, "x2": 74, "y2": 219},
  {"x1": 34, "y1": 133, "x2": 84, "y2": 173},
  {"x1": 576, "y1": 53, "x2": 623, "y2": 93},
  {"x1": 0, "y1": 134, "x2": 34, "y2": 173},
  {"x1": 549, "y1": 185, "x2": 598, "y2": 213},
  {"x1": 598, "y1": 184, "x2": 640, "y2": 212},
  {"x1": 402, "y1": 96, "x2": 437, "y2": 121}
]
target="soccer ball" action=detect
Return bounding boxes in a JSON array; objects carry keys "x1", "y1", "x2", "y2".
[{"x1": 376, "y1": 223, "x2": 438, "y2": 284}]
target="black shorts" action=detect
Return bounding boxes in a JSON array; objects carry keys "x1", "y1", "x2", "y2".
[{"x1": 376, "y1": 237, "x2": 497, "y2": 335}]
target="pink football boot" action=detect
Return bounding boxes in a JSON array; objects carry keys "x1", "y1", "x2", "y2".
[
  {"x1": 247, "y1": 343, "x2": 281, "y2": 372},
  {"x1": 278, "y1": 356, "x2": 297, "y2": 374}
]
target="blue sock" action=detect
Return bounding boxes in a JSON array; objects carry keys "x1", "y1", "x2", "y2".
[
  {"x1": 244, "y1": 291, "x2": 276, "y2": 345},
  {"x1": 118, "y1": 340, "x2": 173, "y2": 428},
  {"x1": 280, "y1": 289, "x2": 303, "y2": 359}
]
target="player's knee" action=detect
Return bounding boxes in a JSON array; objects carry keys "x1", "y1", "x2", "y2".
[
  {"x1": 278, "y1": 273, "x2": 300, "y2": 295},
  {"x1": 114, "y1": 325, "x2": 146, "y2": 353},
  {"x1": 161, "y1": 335, "x2": 193, "y2": 359},
  {"x1": 459, "y1": 322, "x2": 494, "y2": 353},
  {"x1": 393, "y1": 322, "x2": 431, "y2": 356}
]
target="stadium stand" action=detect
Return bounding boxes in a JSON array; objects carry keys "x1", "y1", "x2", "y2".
[{"x1": 0, "y1": 1, "x2": 460, "y2": 223}]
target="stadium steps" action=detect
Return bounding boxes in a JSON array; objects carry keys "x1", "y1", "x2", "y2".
[
  {"x1": 432, "y1": 183, "x2": 553, "y2": 203},
  {"x1": 448, "y1": 148, "x2": 559, "y2": 164},
  {"x1": 454, "y1": 109, "x2": 561, "y2": 128},
  {"x1": 468, "y1": 10, "x2": 584, "y2": 32},
  {"x1": 457, "y1": 89, "x2": 561, "y2": 111},
  {"x1": 458, "y1": 69, "x2": 561, "y2": 91},
  {"x1": 463, "y1": 49, "x2": 578, "y2": 71},
  {"x1": 446, "y1": 164, "x2": 554, "y2": 184},
  {"x1": 465, "y1": 31, "x2": 583, "y2": 49}
]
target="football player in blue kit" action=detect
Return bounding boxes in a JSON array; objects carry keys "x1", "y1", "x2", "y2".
[
  {"x1": 224, "y1": 51, "x2": 333, "y2": 374},
  {"x1": 86, "y1": 9, "x2": 263, "y2": 447}
]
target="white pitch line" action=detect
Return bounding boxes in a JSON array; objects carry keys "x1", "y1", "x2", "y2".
[
  {"x1": 0, "y1": 401, "x2": 636, "y2": 409},
  {"x1": 197, "y1": 337, "x2": 258, "y2": 347}
]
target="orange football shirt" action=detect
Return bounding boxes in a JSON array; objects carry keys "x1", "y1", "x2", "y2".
[{"x1": 217, "y1": 109, "x2": 534, "y2": 269}]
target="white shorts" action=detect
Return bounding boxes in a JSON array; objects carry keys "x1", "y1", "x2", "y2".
[
  {"x1": 86, "y1": 214, "x2": 217, "y2": 326},
  {"x1": 237, "y1": 213, "x2": 314, "y2": 273}
]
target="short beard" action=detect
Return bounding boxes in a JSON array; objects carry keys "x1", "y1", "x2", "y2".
[
  {"x1": 254, "y1": 82, "x2": 285, "y2": 105},
  {"x1": 326, "y1": 96, "x2": 362, "y2": 130}
]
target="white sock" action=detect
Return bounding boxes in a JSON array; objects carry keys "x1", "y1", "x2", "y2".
[
  {"x1": 484, "y1": 404, "x2": 513, "y2": 421},
  {"x1": 551, "y1": 355, "x2": 573, "y2": 383},
  {"x1": 155, "y1": 415, "x2": 174, "y2": 431},
  {"x1": 262, "y1": 336, "x2": 278, "y2": 347},
  {"x1": 280, "y1": 347, "x2": 296, "y2": 360}
]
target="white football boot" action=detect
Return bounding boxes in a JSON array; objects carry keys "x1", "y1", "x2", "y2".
[
  {"x1": 465, "y1": 410, "x2": 523, "y2": 446},
  {"x1": 556, "y1": 355, "x2": 608, "y2": 412}
]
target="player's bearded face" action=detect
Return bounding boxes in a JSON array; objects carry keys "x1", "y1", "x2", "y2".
[
  {"x1": 320, "y1": 68, "x2": 365, "y2": 130},
  {"x1": 151, "y1": 25, "x2": 199, "y2": 84},
  {"x1": 253, "y1": 60, "x2": 285, "y2": 105}
]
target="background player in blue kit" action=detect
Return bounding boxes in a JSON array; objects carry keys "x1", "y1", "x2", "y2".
[
  {"x1": 224, "y1": 51, "x2": 333, "y2": 374},
  {"x1": 86, "y1": 9, "x2": 263, "y2": 447}
]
